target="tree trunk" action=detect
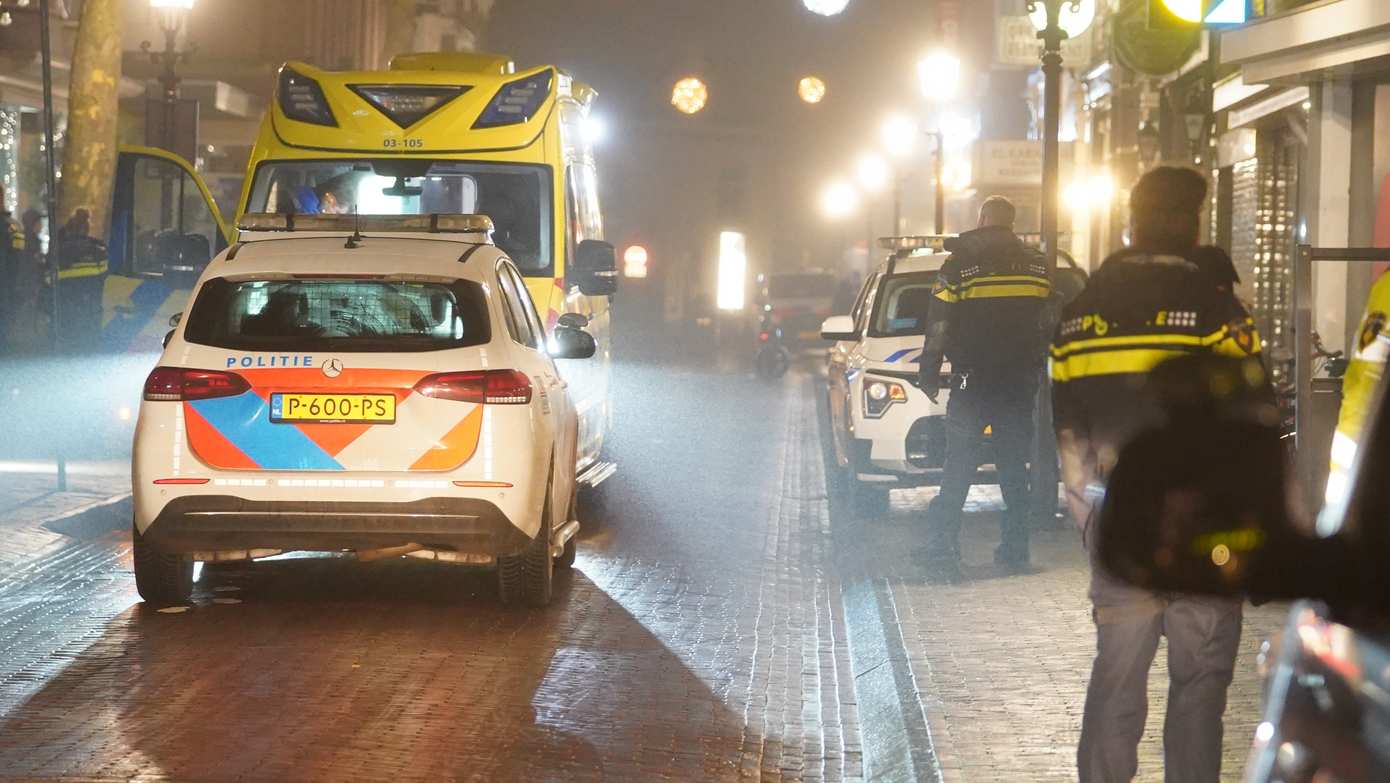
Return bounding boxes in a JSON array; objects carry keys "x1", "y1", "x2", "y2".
[{"x1": 58, "y1": 0, "x2": 122, "y2": 240}]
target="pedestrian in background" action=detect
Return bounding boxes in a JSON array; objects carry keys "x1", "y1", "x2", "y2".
[
  {"x1": 916, "y1": 195, "x2": 1052, "y2": 574},
  {"x1": 1051, "y1": 167, "x2": 1262, "y2": 782}
]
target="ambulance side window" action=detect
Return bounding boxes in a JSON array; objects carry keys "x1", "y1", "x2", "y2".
[
  {"x1": 125, "y1": 156, "x2": 220, "y2": 277},
  {"x1": 496, "y1": 261, "x2": 538, "y2": 349}
]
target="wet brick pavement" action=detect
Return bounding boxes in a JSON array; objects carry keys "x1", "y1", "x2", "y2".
[{"x1": 0, "y1": 361, "x2": 1287, "y2": 782}]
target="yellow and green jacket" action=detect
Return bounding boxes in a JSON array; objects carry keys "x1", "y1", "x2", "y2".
[{"x1": 1051, "y1": 247, "x2": 1262, "y2": 526}]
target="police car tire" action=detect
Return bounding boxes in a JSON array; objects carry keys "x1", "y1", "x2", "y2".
[
  {"x1": 132, "y1": 522, "x2": 193, "y2": 607},
  {"x1": 497, "y1": 475, "x2": 555, "y2": 607},
  {"x1": 555, "y1": 488, "x2": 578, "y2": 570}
]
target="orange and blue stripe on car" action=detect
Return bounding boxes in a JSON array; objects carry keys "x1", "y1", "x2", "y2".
[{"x1": 185, "y1": 391, "x2": 344, "y2": 470}]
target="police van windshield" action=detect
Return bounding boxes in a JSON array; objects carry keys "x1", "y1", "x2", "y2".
[
  {"x1": 246, "y1": 160, "x2": 552, "y2": 274},
  {"x1": 870, "y1": 272, "x2": 937, "y2": 337},
  {"x1": 183, "y1": 277, "x2": 491, "y2": 353}
]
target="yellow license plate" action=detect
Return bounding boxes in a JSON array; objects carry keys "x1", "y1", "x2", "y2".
[{"x1": 270, "y1": 393, "x2": 395, "y2": 423}]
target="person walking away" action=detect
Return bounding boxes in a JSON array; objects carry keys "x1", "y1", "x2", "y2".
[
  {"x1": 0, "y1": 186, "x2": 25, "y2": 353},
  {"x1": 1051, "y1": 167, "x2": 1265, "y2": 782},
  {"x1": 916, "y1": 195, "x2": 1051, "y2": 573}
]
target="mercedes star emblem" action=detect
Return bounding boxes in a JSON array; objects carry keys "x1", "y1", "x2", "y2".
[{"x1": 322, "y1": 358, "x2": 344, "y2": 378}]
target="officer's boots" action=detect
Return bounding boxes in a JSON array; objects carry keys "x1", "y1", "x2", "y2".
[
  {"x1": 923, "y1": 496, "x2": 963, "y2": 574},
  {"x1": 994, "y1": 509, "x2": 1030, "y2": 571}
]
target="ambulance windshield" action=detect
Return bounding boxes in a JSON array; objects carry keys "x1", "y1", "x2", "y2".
[{"x1": 246, "y1": 160, "x2": 552, "y2": 274}]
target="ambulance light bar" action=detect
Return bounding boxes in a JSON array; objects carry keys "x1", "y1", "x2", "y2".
[{"x1": 238, "y1": 213, "x2": 495, "y2": 234}]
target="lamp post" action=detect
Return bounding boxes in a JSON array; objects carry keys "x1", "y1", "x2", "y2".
[
  {"x1": 918, "y1": 49, "x2": 961, "y2": 235},
  {"x1": 880, "y1": 114, "x2": 916, "y2": 235},
  {"x1": 142, "y1": 0, "x2": 194, "y2": 156},
  {"x1": 856, "y1": 153, "x2": 889, "y2": 264},
  {"x1": 1027, "y1": 0, "x2": 1094, "y2": 529}
]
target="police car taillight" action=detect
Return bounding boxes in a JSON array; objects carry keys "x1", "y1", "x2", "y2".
[
  {"x1": 413, "y1": 370, "x2": 532, "y2": 405},
  {"x1": 143, "y1": 367, "x2": 250, "y2": 402}
]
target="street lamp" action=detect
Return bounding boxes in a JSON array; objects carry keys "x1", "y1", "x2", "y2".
[
  {"x1": 798, "y1": 76, "x2": 827, "y2": 105},
  {"x1": 1028, "y1": 0, "x2": 1095, "y2": 529},
  {"x1": 916, "y1": 49, "x2": 961, "y2": 104},
  {"x1": 143, "y1": 0, "x2": 195, "y2": 103},
  {"x1": 671, "y1": 76, "x2": 708, "y2": 115},
  {"x1": 802, "y1": 0, "x2": 850, "y2": 16},
  {"x1": 820, "y1": 180, "x2": 859, "y2": 221}
]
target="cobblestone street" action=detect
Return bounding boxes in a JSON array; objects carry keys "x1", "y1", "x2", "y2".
[{"x1": 0, "y1": 361, "x2": 1283, "y2": 781}]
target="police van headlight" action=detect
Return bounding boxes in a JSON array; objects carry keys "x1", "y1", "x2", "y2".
[
  {"x1": 473, "y1": 70, "x2": 554, "y2": 129},
  {"x1": 863, "y1": 379, "x2": 908, "y2": 418},
  {"x1": 278, "y1": 67, "x2": 337, "y2": 127}
]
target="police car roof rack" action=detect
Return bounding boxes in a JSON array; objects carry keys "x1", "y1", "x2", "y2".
[
  {"x1": 878, "y1": 235, "x2": 952, "y2": 275},
  {"x1": 237, "y1": 212, "x2": 496, "y2": 235}
]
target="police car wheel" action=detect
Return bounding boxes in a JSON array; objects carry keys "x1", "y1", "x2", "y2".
[
  {"x1": 497, "y1": 474, "x2": 555, "y2": 607},
  {"x1": 132, "y1": 522, "x2": 193, "y2": 607}
]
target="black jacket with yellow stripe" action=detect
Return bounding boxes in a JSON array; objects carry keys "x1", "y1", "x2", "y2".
[
  {"x1": 918, "y1": 225, "x2": 1051, "y2": 385},
  {"x1": 1051, "y1": 247, "x2": 1262, "y2": 523}
]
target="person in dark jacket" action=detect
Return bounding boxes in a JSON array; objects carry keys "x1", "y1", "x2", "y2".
[
  {"x1": 1052, "y1": 167, "x2": 1264, "y2": 782},
  {"x1": 0, "y1": 186, "x2": 24, "y2": 352},
  {"x1": 917, "y1": 196, "x2": 1052, "y2": 572}
]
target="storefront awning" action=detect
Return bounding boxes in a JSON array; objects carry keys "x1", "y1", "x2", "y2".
[{"x1": 1220, "y1": 0, "x2": 1390, "y2": 84}]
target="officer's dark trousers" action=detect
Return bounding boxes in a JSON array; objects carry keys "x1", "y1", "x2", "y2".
[
  {"x1": 925, "y1": 373, "x2": 1035, "y2": 558},
  {"x1": 1078, "y1": 544, "x2": 1243, "y2": 783}
]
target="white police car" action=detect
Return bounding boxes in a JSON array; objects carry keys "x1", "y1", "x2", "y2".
[
  {"x1": 131, "y1": 213, "x2": 603, "y2": 607},
  {"x1": 821, "y1": 239, "x2": 957, "y2": 513}
]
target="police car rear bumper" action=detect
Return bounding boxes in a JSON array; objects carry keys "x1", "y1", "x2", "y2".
[{"x1": 142, "y1": 496, "x2": 533, "y2": 558}]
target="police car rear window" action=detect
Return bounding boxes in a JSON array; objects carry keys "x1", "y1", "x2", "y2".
[{"x1": 183, "y1": 277, "x2": 491, "y2": 353}]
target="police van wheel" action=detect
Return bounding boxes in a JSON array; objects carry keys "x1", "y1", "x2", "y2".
[
  {"x1": 132, "y1": 523, "x2": 193, "y2": 607},
  {"x1": 498, "y1": 477, "x2": 555, "y2": 607},
  {"x1": 849, "y1": 479, "x2": 891, "y2": 516}
]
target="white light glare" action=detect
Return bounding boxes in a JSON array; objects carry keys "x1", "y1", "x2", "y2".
[
  {"x1": 581, "y1": 114, "x2": 607, "y2": 145},
  {"x1": 855, "y1": 154, "x2": 890, "y2": 194},
  {"x1": 717, "y1": 231, "x2": 748, "y2": 312},
  {"x1": 150, "y1": 0, "x2": 195, "y2": 8},
  {"x1": 803, "y1": 0, "x2": 850, "y2": 16},
  {"x1": 917, "y1": 50, "x2": 961, "y2": 102},
  {"x1": 820, "y1": 181, "x2": 860, "y2": 219},
  {"x1": 881, "y1": 114, "x2": 918, "y2": 159}
]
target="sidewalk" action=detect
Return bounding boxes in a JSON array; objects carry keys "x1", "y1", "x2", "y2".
[
  {"x1": 0, "y1": 461, "x2": 130, "y2": 568},
  {"x1": 876, "y1": 486, "x2": 1284, "y2": 782}
]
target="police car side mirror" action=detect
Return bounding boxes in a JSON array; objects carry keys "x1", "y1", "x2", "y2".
[
  {"x1": 1097, "y1": 355, "x2": 1339, "y2": 602},
  {"x1": 820, "y1": 315, "x2": 857, "y2": 342},
  {"x1": 162, "y1": 329, "x2": 175, "y2": 349},
  {"x1": 550, "y1": 326, "x2": 597, "y2": 360},
  {"x1": 573, "y1": 240, "x2": 618, "y2": 297}
]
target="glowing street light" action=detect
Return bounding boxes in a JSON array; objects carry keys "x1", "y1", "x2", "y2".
[
  {"x1": 820, "y1": 180, "x2": 860, "y2": 220},
  {"x1": 581, "y1": 114, "x2": 607, "y2": 145},
  {"x1": 671, "y1": 77, "x2": 708, "y2": 115},
  {"x1": 1027, "y1": 0, "x2": 1097, "y2": 38},
  {"x1": 855, "y1": 154, "x2": 890, "y2": 194},
  {"x1": 916, "y1": 49, "x2": 961, "y2": 103},
  {"x1": 802, "y1": 0, "x2": 850, "y2": 16},
  {"x1": 717, "y1": 231, "x2": 748, "y2": 311},
  {"x1": 798, "y1": 76, "x2": 827, "y2": 105},
  {"x1": 880, "y1": 114, "x2": 917, "y2": 159},
  {"x1": 623, "y1": 244, "x2": 649, "y2": 279}
]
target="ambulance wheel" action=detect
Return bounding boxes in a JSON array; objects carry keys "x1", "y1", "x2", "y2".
[
  {"x1": 498, "y1": 477, "x2": 555, "y2": 607},
  {"x1": 133, "y1": 522, "x2": 193, "y2": 607},
  {"x1": 849, "y1": 478, "x2": 891, "y2": 517}
]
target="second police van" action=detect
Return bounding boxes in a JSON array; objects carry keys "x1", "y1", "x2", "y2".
[{"x1": 102, "y1": 52, "x2": 618, "y2": 481}]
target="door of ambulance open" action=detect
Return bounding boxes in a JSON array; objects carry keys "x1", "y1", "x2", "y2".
[{"x1": 102, "y1": 145, "x2": 230, "y2": 352}]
